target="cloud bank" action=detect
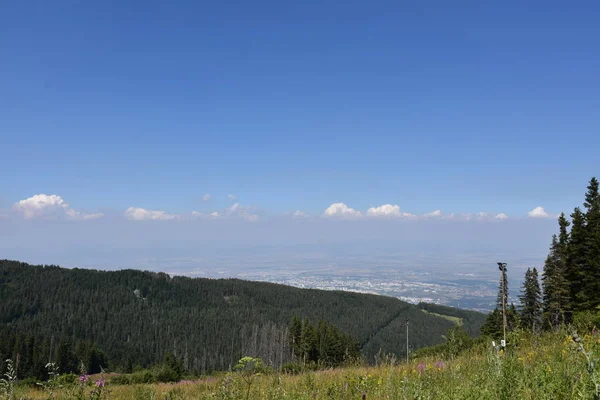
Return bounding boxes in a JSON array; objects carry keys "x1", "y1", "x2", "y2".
[
  {"x1": 13, "y1": 194, "x2": 104, "y2": 221},
  {"x1": 323, "y1": 203, "x2": 362, "y2": 218},
  {"x1": 125, "y1": 207, "x2": 177, "y2": 221}
]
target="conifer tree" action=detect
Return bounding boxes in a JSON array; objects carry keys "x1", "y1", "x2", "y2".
[
  {"x1": 507, "y1": 303, "x2": 520, "y2": 331},
  {"x1": 581, "y1": 177, "x2": 600, "y2": 309},
  {"x1": 567, "y1": 207, "x2": 587, "y2": 311},
  {"x1": 542, "y1": 235, "x2": 570, "y2": 328},
  {"x1": 518, "y1": 267, "x2": 542, "y2": 332},
  {"x1": 557, "y1": 213, "x2": 570, "y2": 261},
  {"x1": 481, "y1": 309, "x2": 502, "y2": 338}
]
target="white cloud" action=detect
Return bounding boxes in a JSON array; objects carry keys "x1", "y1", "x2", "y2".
[
  {"x1": 224, "y1": 203, "x2": 259, "y2": 221},
  {"x1": 125, "y1": 207, "x2": 177, "y2": 221},
  {"x1": 424, "y1": 210, "x2": 442, "y2": 218},
  {"x1": 202, "y1": 194, "x2": 212, "y2": 201},
  {"x1": 291, "y1": 210, "x2": 308, "y2": 218},
  {"x1": 13, "y1": 194, "x2": 103, "y2": 221},
  {"x1": 367, "y1": 204, "x2": 401, "y2": 217},
  {"x1": 228, "y1": 194, "x2": 237, "y2": 201},
  {"x1": 366, "y1": 204, "x2": 416, "y2": 219},
  {"x1": 495, "y1": 213, "x2": 509, "y2": 220},
  {"x1": 195, "y1": 206, "x2": 257, "y2": 221},
  {"x1": 64, "y1": 209, "x2": 104, "y2": 221},
  {"x1": 527, "y1": 206, "x2": 549, "y2": 219},
  {"x1": 323, "y1": 203, "x2": 362, "y2": 218}
]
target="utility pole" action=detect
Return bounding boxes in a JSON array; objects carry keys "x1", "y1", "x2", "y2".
[
  {"x1": 405, "y1": 317, "x2": 409, "y2": 363},
  {"x1": 497, "y1": 262, "x2": 508, "y2": 348}
]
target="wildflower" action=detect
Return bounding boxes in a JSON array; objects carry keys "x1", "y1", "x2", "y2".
[
  {"x1": 79, "y1": 375, "x2": 89, "y2": 383},
  {"x1": 417, "y1": 363, "x2": 426, "y2": 373},
  {"x1": 95, "y1": 378, "x2": 106, "y2": 388},
  {"x1": 434, "y1": 361, "x2": 446, "y2": 370},
  {"x1": 377, "y1": 377, "x2": 383, "y2": 385}
]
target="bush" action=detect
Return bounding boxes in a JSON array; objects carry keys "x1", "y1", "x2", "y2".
[
  {"x1": 573, "y1": 309, "x2": 600, "y2": 334},
  {"x1": 56, "y1": 373, "x2": 78, "y2": 386},
  {"x1": 111, "y1": 374, "x2": 132, "y2": 385},
  {"x1": 282, "y1": 363, "x2": 303, "y2": 375},
  {"x1": 16, "y1": 377, "x2": 38, "y2": 388},
  {"x1": 111, "y1": 369, "x2": 157, "y2": 385},
  {"x1": 153, "y1": 366, "x2": 181, "y2": 383},
  {"x1": 132, "y1": 369, "x2": 156, "y2": 384}
]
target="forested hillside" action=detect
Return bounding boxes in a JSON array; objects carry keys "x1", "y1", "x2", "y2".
[{"x1": 0, "y1": 260, "x2": 484, "y2": 378}]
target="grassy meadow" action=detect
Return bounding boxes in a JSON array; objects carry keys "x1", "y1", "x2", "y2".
[{"x1": 5, "y1": 329, "x2": 599, "y2": 400}]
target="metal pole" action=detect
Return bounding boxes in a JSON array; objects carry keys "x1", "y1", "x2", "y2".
[
  {"x1": 502, "y1": 271, "x2": 506, "y2": 346},
  {"x1": 406, "y1": 317, "x2": 409, "y2": 363},
  {"x1": 498, "y1": 262, "x2": 508, "y2": 348}
]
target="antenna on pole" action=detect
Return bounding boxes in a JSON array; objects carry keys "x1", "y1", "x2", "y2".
[{"x1": 497, "y1": 262, "x2": 508, "y2": 348}]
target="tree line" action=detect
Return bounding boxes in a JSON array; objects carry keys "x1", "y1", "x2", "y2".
[
  {"x1": 483, "y1": 177, "x2": 600, "y2": 336},
  {"x1": 0, "y1": 260, "x2": 485, "y2": 379}
]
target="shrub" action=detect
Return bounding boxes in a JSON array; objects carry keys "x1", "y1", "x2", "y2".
[
  {"x1": 573, "y1": 309, "x2": 600, "y2": 334},
  {"x1": 132, "y1": 369, "x2": 156, "y2": 384},
  {"x1": 281, "y1": 363, "x2": 303, "y2": 375},
  {"x1": 56, "y1": 373, "x2": 78, "y2": 386},
  {"x1": 153, "y1": 365, "x2": 181, "y2": 383},
  {"x1": 16, "y1": 376, "x2": 38, "y2": 388}
]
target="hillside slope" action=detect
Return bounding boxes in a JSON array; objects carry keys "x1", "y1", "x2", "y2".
[{"x1": 0, "y1": 260, "x2": 485, "y2": 373}]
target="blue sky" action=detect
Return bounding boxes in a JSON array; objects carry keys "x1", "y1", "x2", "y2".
[{"x1": 1, "y1": 2, "x2": 598, "y2": 226}]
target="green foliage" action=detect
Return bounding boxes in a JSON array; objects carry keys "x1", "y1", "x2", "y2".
[
  {"x1": 290, "y1": 318, "x2": 360, "y2": 368},
  {"x1": 76, "y1": 342, "x2": 107, "y2": 375},
  {"x1": 0, "y1": 260, "x2": 485, "y2": 379},
  {"x1": 56, "y1": 372, "x2": 78, "y2": 387},
  {"x1": 540, "y1": 177, "x2": 600, "y2": 328},
  {"x1": 518, "y1": 267, "x2": 542, "y2": 332},
  {"x1": 10, "y1": 330, "x2": 600, "y2": 399},
  {"x1": 581, "y1": 177, "x2": 600, "y2": 310},
  {"x1": 572, "y1": 309, "x2": 600, "y2": 334},
  {"x1": 0, "y1": 358, "x2": 17, "y2": 400},
  {"x1": 417, "y1": 303, "x2": 487, "y2": 337},
  {"x1": 542, "y1": 235, "x2": 570, "y2": 329},
  {"x1": 567, "y1": 207, "x2": 587, "y2": 311},
  {"x1": 412, "y1": 325, "x2": 478, "y2": 360},
  {"x1": 281, "y1": 362, "x2": 303, "y2": 375},
  {"x1": 234, "y1": 356, "x2": 265, "y2": 374},
  {"x1": 56, "y1": 338, "x2": 78, "y2": 375},
  {"x1": 132, "y1": 385, "x2": 157, "y2": 400}
]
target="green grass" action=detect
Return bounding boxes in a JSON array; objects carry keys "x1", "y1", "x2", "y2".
[
  {"x1": 420, "y1": 309, "x2": 463, "y2": 326},
  {"x1": 12, "y1": 330, "x2": 600, "y2": 400}
]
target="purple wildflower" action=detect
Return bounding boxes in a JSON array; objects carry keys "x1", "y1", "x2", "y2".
[
  {"x1": 417, "y1": 363, "x2": 426, "y2": 373},
  {"x1": 434, "y1": 361, "x2": 446, "y2": 369},
  {"x1": 79, "y1": 375, "x2": 89, "y2": 383},
  {"x1": 95, "y1": 378, "x2": 106, "y2": 388}
]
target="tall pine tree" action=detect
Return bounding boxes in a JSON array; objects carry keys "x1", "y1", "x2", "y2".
[
  {"x1": 567, "y1": 207, "x2": 587, "y2": 311},
  {"x1": 542, "y1": 235, "x2": 570, "y2": 329},
  {"x1": 581, "y1": 177, "x2": 600, "y2": 309},
  {"x1": 518, "y1": 268, "x2": 542, "y2": 332}
]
